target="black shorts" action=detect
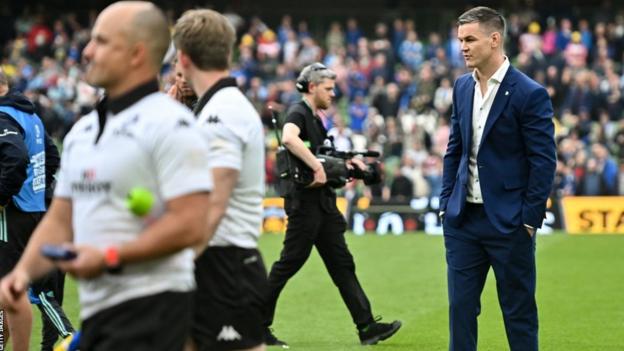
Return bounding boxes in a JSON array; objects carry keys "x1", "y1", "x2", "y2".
[
  {"x1": 192, "y1": 246, "x2": 268, "y2": 351},
  {"x1": 80, "y1": 291, "x2": 192, "y2": 351},
  {"x1": 0, "y1": 204, "x2": 43, "y2": 277}
]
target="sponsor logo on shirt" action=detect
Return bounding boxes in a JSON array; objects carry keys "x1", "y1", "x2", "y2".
[
  {"x1": 71, "y1": 168, "x2": 112, "y2": 193},
  {"x1": 31, "y1": 151, "x2": 45, "y2": 192}
]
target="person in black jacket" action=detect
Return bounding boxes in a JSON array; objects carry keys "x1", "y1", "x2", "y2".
[
  {"x1": 0, "y1": 70, "x2": 74, "y2": 351},
  {"x1": 264, "y1": 63, "x2": 402, "y2": 347}
]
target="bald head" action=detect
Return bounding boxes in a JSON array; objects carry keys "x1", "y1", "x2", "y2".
[
  {"x1": 83, "y1": 1, "x2": 170, "y2": 95},
  {"x1": 100, "y1": 1, "x2": 170, "y2": 69}
]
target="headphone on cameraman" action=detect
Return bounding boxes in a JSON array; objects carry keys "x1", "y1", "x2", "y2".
[{"x1": 295, "y1": 62, "x2": 329, "y2": 93}]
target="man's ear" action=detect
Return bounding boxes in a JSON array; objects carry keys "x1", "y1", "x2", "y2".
[
  {"x1": 129, "y1": 42, "x2": 149, "y2": 68},
  {"x1": 491, "y1": 31, "x2": 502, "y2": 49}
]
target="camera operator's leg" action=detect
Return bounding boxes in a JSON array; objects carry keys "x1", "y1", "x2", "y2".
[
  {"x1": 316, "y1": 210, "x2": 401, "y2": 345},
  {"x1": 316, "y1": 210, "x2": 373, "y2": 328},
  {"x1": 265, "y1": 202, "x2": 321, "y2": 328}
]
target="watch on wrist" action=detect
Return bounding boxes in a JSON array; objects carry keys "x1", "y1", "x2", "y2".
[{"x1": 104, "y1": 246, "x2": 123, "y2": 274}]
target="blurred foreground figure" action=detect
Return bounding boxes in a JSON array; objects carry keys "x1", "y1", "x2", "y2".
[
  {"x1": 0, "y1": 2, "x2": 212, "y2": 350},
  {"x1": 174, "y1": 8, "x2": 268, "y2": 351},
  {"x1": 0, "y1": 67, "x2": 74, "y2": 351}
]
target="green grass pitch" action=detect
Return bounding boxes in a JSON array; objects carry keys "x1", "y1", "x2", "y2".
[{"x1": 21, "y1": 232, "x2": 624, "y2": 350}]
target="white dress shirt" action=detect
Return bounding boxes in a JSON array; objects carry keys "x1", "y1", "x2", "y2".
[{"x1": 467, "y1": 57, "x2": 510, "y2": 203}]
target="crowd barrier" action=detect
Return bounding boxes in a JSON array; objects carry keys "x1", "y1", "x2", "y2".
[
  {"x1": 262, "y1": 197, "x2": 562, "y2": 235},
  {"x1": 262, "y1": 196, "x2": 623, "y2": 235}
]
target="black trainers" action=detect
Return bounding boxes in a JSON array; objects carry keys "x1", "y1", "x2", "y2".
[
  {"x1": 265, "y1": 327, "x2": 289, "y2": 348},
  {"x1": 358, "y1": 317, "x2": 402, "y2": 345}
]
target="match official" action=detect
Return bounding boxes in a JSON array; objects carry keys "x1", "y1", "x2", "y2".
[
  {"x1": 0, "y1": 2, "x2": 212, "y2": 350},
  {"x1": 174, "y1": 9, "x2": 269, "y2": 351}
]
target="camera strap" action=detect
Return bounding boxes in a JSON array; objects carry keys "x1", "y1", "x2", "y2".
[
  {"x1": 302, "y1": 112, "x2": 327, "y2": 153},
  {"x1": 271, "y1": 107, "x2": 312, "y2": 196}
]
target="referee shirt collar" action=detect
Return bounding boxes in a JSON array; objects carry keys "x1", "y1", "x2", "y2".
[
  {"x1": 106, "y1": 79, "x2": 160, "y2": 115},
  {"x1": 193, "y1": 77, "x2": 238, "y2": 115}
]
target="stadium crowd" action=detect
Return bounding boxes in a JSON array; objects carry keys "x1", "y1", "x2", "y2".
[{"x1": 1, "y1": 6, "x2": 624, "y2": 200}]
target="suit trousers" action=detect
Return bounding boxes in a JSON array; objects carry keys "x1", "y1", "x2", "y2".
[
  {"x1": 444, "y1": 203, "x2": 538, "y2": 351},
  {"x1": 264, "y1": 194, "x2": 374, "y2": 328}
]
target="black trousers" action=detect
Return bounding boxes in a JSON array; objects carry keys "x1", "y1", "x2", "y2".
[
  {"x1": 265, "y1": 194, "x2": 374, "y2": 328},
  {"x1": 0, "y1": 204, "x2": 74, "y2": 351},
  {"x1": 192, "y1": 247, "x2": 268, "y2": 351},
  {"x1": 31, "y1": 269, "x2": 75, "y2": 351},
  {"x1": 80, "y1": 291, "x2": 192, "y2": 351}
]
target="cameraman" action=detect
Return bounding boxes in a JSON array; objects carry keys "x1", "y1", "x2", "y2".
[{"x1": 264, "y1": 63, "x2": 401, "y2": 346}]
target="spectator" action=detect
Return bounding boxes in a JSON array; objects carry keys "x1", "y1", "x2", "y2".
[
  {"x1": 348, "y1": 92, "x2": 368, "y2": 134},
  {"x1": 577, "y1": 157, "x2": 607, "y2": 195},
  {"x1": 390, "y1": 167, "x2": 413, "y2": 201},
  {"x1": 372, "y1": 82, "x2": 400, "y2": 119},
  {"x1": 556, "y1": 18, "x2": 573, "y2": 52},
  {"x1": 591, "y1": 143, "x2": 619, "y2": 194},
  {"x1": 326, "y1": 21, "x2": 344, "y2": 52},
  {"x1": 433, "y1": 77, "x2": 453, "y2": 116},
  {"x1": 399, "y1": 30, "x2": 424, "y2": 71},
  {"x1": 327, "y1": 114, "x2": 354, "y2": 151},
  {"x1": 1, "y1": 4, "x2": 624, "y2": 202},
  {"x1": 564, "y1": 31, "x2": 589, "y2": 68}
]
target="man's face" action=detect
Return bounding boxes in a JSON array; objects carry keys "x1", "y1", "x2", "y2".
[
  {"x1": 173, "y1": 57, "x2": 195, "y2": 98},
  {"x1": 457, "y1": 22, "x2": 497, "y2": 70},
  {"x1": 82, "y1": 11, "x2": 134, "y2": 90},
  {"x1": 311, "y1": 78, "x2": 335, "y2": 110}
]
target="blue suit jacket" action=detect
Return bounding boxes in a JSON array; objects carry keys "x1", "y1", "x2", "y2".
[{"x1": 439, "y1": 66, "x2": 556, "y2": 234}]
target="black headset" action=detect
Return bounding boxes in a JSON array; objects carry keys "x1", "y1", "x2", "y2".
[{"x1": 295, "y1": 62, "x2": 329, "y2": 93}]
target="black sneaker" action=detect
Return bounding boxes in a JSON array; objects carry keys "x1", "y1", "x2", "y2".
[
  {"x1": 265, "y1": 327, "x2": 289, "y2": 348},
  {"x1": 358, "y1": 317, "x2": 402, "y2": 345}
]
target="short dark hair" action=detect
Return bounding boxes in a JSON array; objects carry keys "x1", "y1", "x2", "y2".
[
  {"x1": 173, "y1": 9, "x2": 236, "y2": 71},
  {"x1": 458, "y1": 6, "x2": 506, "y2": 38}
]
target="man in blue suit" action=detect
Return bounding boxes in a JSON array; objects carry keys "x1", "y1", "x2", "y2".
[{"x1": 439, "y1": 7, "x2": 556, "y2": 351}]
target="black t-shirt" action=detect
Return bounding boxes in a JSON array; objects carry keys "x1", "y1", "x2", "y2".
[
  {"x1": 283, "y1": 100, "x2": 336, "y2": 211},
  {"x1": 284, "y1": 100, "x2": 327, "y2": 153}
]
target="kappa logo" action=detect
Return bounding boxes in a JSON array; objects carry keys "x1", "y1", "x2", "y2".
[
  {"x1": 176, "y1": 119, "x2": 190, "y2": 128},
  {"x1": 216, "y1": 325, "x2": 242, "y2": 341},
  {"x1": 206, "y1": 115, "x2": 221, "y2": 124},
  {"x1": 113, "y1": 115, "x2": 140, "y2": 138}
]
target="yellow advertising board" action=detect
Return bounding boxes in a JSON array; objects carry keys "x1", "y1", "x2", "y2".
[
  {"x1": 561, "y1": 197, "x2": 624, "y2": 234},
  {"x1": 262, "y1": 197, "x2": 348, "y2": 233}
]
